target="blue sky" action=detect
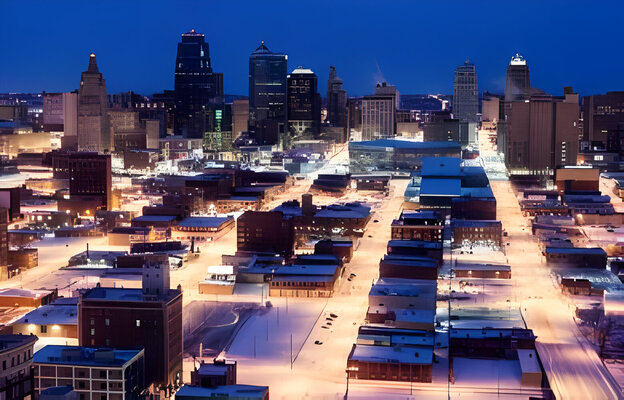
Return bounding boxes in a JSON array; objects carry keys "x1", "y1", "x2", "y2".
[{"x1": 0, "y1": 0, "x2": 621, "y2": 97}]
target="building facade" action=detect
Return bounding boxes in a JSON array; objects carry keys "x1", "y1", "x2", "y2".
[
  {"x1": 453, "y1": 61, "x2": 479, "y2": 123},
  {"x1": 0, "y1": 335, "x2": 37, "y2": 400},
  {"x1": 326, "y1": 66, "x2": 348, "y2": 141},
  {"x1": 287, "y1": 68, "x2": 321, "y2": 145},
  {"x1": 361, "y1": 83, "x2": 397, "y2": 141},
  {"x1": 174, "y1": 30, "x2": 224, "y2": 139},
  {"x1": 77, "y1": 54, "x2": 110, "y2": 152},
  {"x1": 248, "y1": 42, "x2": 288, "y2": 146}
]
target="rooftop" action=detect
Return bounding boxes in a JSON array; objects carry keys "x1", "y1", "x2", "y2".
[
  {"x1": 81, "y1": 287, "x2": 181, "y2": 303},
  {"x1": 175, "y1": 384, "x2": 269, "y2": 399},
  {"x1": 14, "y1": 302, "x2": 77, "y2": 326},
  {"x1": 350, "y1": 139, "x2": 462, "y2": 150},
  {"x1": 34, "y1": 345, "x2": 142, "y2": 367},
  {"x1": 177, "y1": 216, "x2": 233, "y2": 228},
  {"x1": 421, "y1": 157, "x2": 462, "y2": 177},
  {"x1": 420, "y1": 177, "x2": 461, "y2": 197},
  {"x1": 350, "y1": 344, "x2": 433, "y2": 364},
  {"x1": 0, "y1": 335, "x2": 37, "y2": 353},
  {"x1": 545, "y1": 247, "x2": 607, "y2": 256},
  {"x1": 0, "y1": 288, "x2": 52, "y2": 299},
  {"x1": 132, "y1": 215, "x2": 177, "y2": 222}
]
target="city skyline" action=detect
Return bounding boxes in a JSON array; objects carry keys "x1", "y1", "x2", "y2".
[{"x1": 1, "y1": 1, "x2": 623, "y2": 97}]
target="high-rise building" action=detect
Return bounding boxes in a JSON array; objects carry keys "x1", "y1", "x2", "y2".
[
  {"x1": 287, "y1": 67, "x2": 321, "y2": 144},
  {"x1": 78, "y1": 256, "x2": 182, "y2": 395},
  {"x1": 361, "y1": 83, "x2": 397, "y2": 141},
  {"x1": 326, "y1": 66, "x2": 348, "y2": 140},
  {"x1": 504, "y1": 53, "x2": 531, "y2": 102},
  {"x1": 248, "y1": 42, "x2": 288, "y2": 146},
  {"x1": 203, "y1": 103, "x2": 233, "y2": 153},
  {"x1": 505, "y1": 89, "x2": 579, "y2": 174},
  {"x1": 174, "y1": 29, "x2": 224, "y2": 139},
  {"x1": 232, "y1": 99, "x2": 249, "y2": 140},
  {"x1": 582, "y1": 91, "x2": 624, "y2": 152},
  {"x1": 77, "y1": 54, "x2": 110, "y2": 152},
  {"x1": 453, "y1": 61, "x2": 479, "y2": 123}
]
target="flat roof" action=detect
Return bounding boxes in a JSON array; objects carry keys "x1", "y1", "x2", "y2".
[
  {"x1": 517, "y1": 349, "x2": 541, "y2": 374},
  {"x1": 175, "y1": 384, "x2": 268, "y2": 398},
  {"x1": 14, "y1": 303, "x2": 77, "y2": 325},
  {"x1": 420, "y1": 177, "x2": 461, "y2": 197},
  {"x1": 177, "y1": 216, "x2": 233, "y2": 228},
  {"x1": 453, "y1": 263, "x2": 511, "y2": 272},
  {"x1": 350, "y1": 139, "x2": 461, "y2": 150},
  {"x1": 350, "y1": 344, "x2": 433, "y2": 364},
  {"x1": 34, "y1": 345, "x2": 142, "y2": 367},
  {"x1": 132, "y1": 215, "x2": 177, "y2": 222},
  {"x1": 421, "y1": 157, "x2": 462, "y2": 177},
  {"x1": 82, "y1": 287, "x2": 180, "y2": 303},
  {"x1": 0, "y1": 335, "x2": 38, "y2": 352},
  {"x1": 0, "y1": 288, "x2": 51, "y2": 299},
  {"x1": 370, "y1": 278, "x2": 437, "y2": 298},
  {"x1": 545, "y1": 247, "x2": 606, "y2": 255},
  {"x1": 387, "y1": 240, "x2": 443, "y2": 250}
]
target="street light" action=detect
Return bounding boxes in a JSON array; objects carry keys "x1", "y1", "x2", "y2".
[{"x1": 345, "y1": 366, "x2": 359, "y2": 399}]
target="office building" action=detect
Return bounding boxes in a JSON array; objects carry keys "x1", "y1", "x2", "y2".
[
  {"x1": 361, "y1": 83, "x2": 397, "y2": 140},
  {"x1": 43, "y1": 92, "x2": 78, "y2": 135},
  {"x1": 453, "y1": 60, "x2": 479, "y2": 123},
  {"x1": 78, "y1": 259, "x2": 182, "y2": 393},
  {"x1": 505, "y1": 53, "x2": 531, "y2": 102},
  {"x1": 582, "y1": 91, "x2": 624, "y2": 152},
  {"x1": 287, "y1": 67, "x2": 321, "y2": 145},
  {"x1": 59, "y1": 152, "x2": 112, "y2": 211},
  {"x1": 77, "y1": 54, "x2": 110, "y2": 152},
  {"x1": 174, "y1": 29, "x2": 224, "y2": 139},
  {"x1": 0, "y1": 334, "x2": 38, "y2": 400},
  {"x1": 236, "y1": 211, "x2": 295, "y2": 256},
  {"x1": 232, "y1": 99, "x2": 249, "y2": 140},
  {"x1": 248, "y1": 42, "x2": 288, "y2": 146},
  {"x1": 33, "y1": 345, "x2": 145, "y2": 400},
  {"x1": 326, "y1": 66, "x2": 348, "y2": 141},
  {"x1": 505, "y1": 89, "x2": 579, "y2": 174}
]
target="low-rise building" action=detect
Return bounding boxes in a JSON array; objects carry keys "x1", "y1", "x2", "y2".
[
  {"x1": 386, "y1": 240, "x2": 443, "y2": 266},
  {"x1": 453, "y1": 263, "x2": 511, "y2": 279},
  {"x1": 12, "y1": 298, "x2": 78, "y2": 339},
  {"x1": 0, "y1": 334, "x2": 38, "y2": 400},
  {"x1": 451, "y1": 219, "x2": 502, "y2": 248},
  {"x1": 369, "y1": 278, "x2": 437, "y2": 311},
  {"x1": 172, "y1": 216, "x2": 234, "y2": 243},
  {"x1": 391, "y1": 211, "x2": 444, "y2": 242},
  {"x1": 33, "y1": 345, "x2": 146, "y2": 400},
  {"x1": 346, "y1": 343, "x2": 433, "y2": 383},
  {"x1": 544, "y1": 247, "x2": 607, "y2": 268},
  {"x1": 449, "y1": 328, "x2": 537, "y2": 359},
  {"x1": 0, "y1": 288, "x2": 57, "y2": 307},
  {"x1": 8, "y1": 247, "x2": 38, "y2": 270},
  {"x1": 379, "y1": 254, "x2": 438, "y2": 280}
]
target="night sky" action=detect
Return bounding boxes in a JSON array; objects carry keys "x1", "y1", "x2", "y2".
[{"x1": 1, "y1": 1, "x2": 622, "y2": 97}]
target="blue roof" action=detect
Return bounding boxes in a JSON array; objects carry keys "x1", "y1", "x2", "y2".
[
  {"x1": 82, "y1": 287, "x2": 180, "y2": 302},
  {"x1": 387, "y1": 240, "x2": 443, "y2": 249},
  {"x1": 40, "y1": 386, "x2": 74, "y2": 396},
  {"x1": 175, "y1": 384, "x2": 268, "y2": 399},
  {"x1": 460, "y1": 186, "x2": 494, "y2": 198},
  {"x1": 34, "y1": 346, "x2": 142, "y2": 367},
  {"x1": 350, "y1": 139, "x2": 461, "y2": 150},
  {"x1": 420, "y1": 178, "x2": 461, "y2": 196},
  {"x1": 177, "y1": 216, "x2": 232, "y2": 228},
  {"x1": 452, "y1": 219, "x2": 501, "y2": 228},
  {"x1": 314, "y1": 203, "x2": 370, "y2": 218},
  {"x1": 545, "y1": 247, "x2": 606, "y2": 255},
  {"x1": 421, "y1": 157, "x2": 461, "y2": 177}
]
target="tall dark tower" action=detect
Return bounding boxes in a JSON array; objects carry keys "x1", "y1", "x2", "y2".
[
  {"x1": 287, "y1": 67, "x2": 321, "y2": 146},
  {"x1": 77, "y1": 53, "x2": 110, "y2": 152},
  {"x1": 248, "y1": 42, "x2": 288, "y2": 146},
  {"x1": 174, "y1": 29, "x2": 224, "y2": 139},
  {"x1": 505, "y1": 53, "x2": 531, "y2": 102},
  {"x1": 326, "y1": 66, "x2": 348, "y2": 141},
  {"x1": 453, "y1": 60, "x2": 479, "y2": 123}
]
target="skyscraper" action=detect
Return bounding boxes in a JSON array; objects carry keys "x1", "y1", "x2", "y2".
[
  {"x1": 77, "y1": 53, "x2": 110, "y2": 152},
  {"x1": 287, "y1": 67, "x2": 321, "y2": 145},
  {"x1": 326, "y1": 66, "x2": 348, "y2": 140},
  {"x1": 174, "y1": 29, "x2": 224, "y2": 139},
  {"x1": 453, "y1": 61, "x2": 479, "y2": 123},
  {"x1": 361, "y1": 82, "x2": 397, "y2": 141},
  {"x1": 504, "y1": 53, "x2": 531, "y2": 102},
  {"x1": 248, "y1": 42, "x2": 288, "y2": 146}
]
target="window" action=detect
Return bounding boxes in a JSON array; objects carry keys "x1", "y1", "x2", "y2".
[
  {"x1": 136, "y1": 320, "x2": 141, "y2": 327},
  {"x1": 90, "y1": 318, "x2": 95, "y2": 325},
  {"x1": 105, "y1": 318, "x2": 110, "y2": 326},
  {"x1": 40, "y1": 325, "x2": 47, "y2": 333},
  {"x1": 91, "y1": 328, "x2": 95, "y2": 336}
]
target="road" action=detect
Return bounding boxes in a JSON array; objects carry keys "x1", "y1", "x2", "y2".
[{"x1": 479, "y1": 129, "x2": 623, "y2": 400}]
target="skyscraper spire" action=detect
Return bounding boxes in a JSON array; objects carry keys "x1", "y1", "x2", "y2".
[{"x1": 88, "y1": 53, "x2": 99, "y2": 73}]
